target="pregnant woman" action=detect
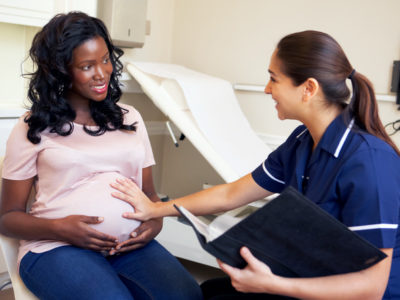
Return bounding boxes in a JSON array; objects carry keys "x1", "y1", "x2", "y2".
[{"x1": 0, "y1": 12, "x2": 201, "y2": 300}]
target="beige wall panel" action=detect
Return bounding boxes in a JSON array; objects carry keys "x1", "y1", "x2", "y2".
[{"x1": 171, "y1": 0, "x2": 400, "y2": 146}]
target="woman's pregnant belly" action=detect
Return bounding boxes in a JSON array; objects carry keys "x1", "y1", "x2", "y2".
[{"x1": 51, "y1": 172, "x2": 141, "y2": 243}]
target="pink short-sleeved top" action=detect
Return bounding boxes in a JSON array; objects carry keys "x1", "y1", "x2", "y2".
[{"x1": 2, "y1": 104, "x2": 155, "y2": 264}]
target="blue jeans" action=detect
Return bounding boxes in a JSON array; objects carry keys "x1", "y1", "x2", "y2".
[{"x1": 19, "y1": 240, "x2": 202, "y2": 300}]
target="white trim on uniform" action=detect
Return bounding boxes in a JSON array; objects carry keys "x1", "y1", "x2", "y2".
[
  {"x1": 349, "y1": 223, "x2": 398, "y2": 231},
  {"x1": 334, "y1": 118, "x2": 355, "y2": 158},
  {"x1": 296, "y1": 128, "x2": 308, "y2": 139},
  {"x1": 262, "y1": 161, "x2": 285, "y2": 184}
]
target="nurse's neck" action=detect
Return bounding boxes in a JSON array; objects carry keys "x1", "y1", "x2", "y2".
[{"x1": 303, "y1": 103, "x2": 343, "y2": 151}]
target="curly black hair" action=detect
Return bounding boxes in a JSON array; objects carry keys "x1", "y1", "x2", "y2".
[{"x1": 25, "y1": 11, "x2": 136, "y2": 144}]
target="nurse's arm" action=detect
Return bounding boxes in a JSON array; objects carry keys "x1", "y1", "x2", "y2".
[
  {"x1": 113, "y1": 166, "x2": 163, "y2": 253},
  {"x1": 112, "y1": 173, "x2": 273, "y2": 220},
  {"x1": 222, "y1": 246, "x2": 392, "y2": 300}
]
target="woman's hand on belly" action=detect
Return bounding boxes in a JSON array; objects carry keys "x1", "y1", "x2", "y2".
[
  {"x1": 54, "y1": 215, "x2": 118, "y2": 252},
  {"x1": 110, "y1": 218, "x2": 163, "y2": 255}
]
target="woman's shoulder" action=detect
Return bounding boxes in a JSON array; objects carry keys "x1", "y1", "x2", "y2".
[
  {"x1": 118, "y1": 103, "x2": 142, "y2": 124},
  {"x1": 12, "y1": 113, "x2": 30, "y2": 134},
  {"x1": 118, "y1": 103, "x2": 137, "y2": 114},
  {"x1": 5, "y1": 112, "x2": 41, "y2": 157},
  {"x1": 13, "y1": 111, "x2": 53, "y2": 137},
  {"x1": 356, "y1": 131, "x2": 398, "y2": 157},
  {"x1": 338, "y1": 131, "x2": 400, "y2": 193},
  {"x1": 346, "y1": 131, "x2": 400, "y2": 171}
]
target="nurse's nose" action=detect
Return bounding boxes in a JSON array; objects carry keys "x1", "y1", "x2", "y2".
[{"x1": 265, "y1": 81, "x2": 272, "y2": 94}]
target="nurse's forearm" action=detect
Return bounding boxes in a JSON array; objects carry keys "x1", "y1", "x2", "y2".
[
  {"x1": 151, "y1": 174, "x2": 271, "y2": 218},
  {"x1": 154, "y1": 183, "x2": 234, "y2": 217},
  {"x1": 115, "y1": 174, "x2": 271, "y2": 220}
]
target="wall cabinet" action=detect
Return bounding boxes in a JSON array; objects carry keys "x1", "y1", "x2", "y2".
[
  {"x1": 0, "y1": 0, "x2": 54, "y2": 27},
  {"x1": 0, "y1": 0, "x2": 97, "y2": 27},
  {"x1": 97, "y1": 0, "x2": 147, "y2": 48}
]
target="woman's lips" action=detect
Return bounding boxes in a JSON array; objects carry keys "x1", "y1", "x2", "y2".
[{"x1": 92, "y1": 83, "x2": 108, "y2": 94}]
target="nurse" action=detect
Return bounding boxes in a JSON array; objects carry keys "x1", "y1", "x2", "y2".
[{"x1": 112, "y1": 30, "x2": 400, "y2": 299}]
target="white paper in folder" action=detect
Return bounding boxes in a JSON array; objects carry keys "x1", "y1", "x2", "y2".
[{"x1": 132, "y1": 62, "x2": 271, "y2": 178}]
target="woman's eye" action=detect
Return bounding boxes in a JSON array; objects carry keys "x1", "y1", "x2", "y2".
[
  {"x1": 81, "y1": 65, "x2": 91, "y2": 71},
  {"x1": 270, "y1": 77, "x2": 276, "y2": 82},
  {"x1": 103, "y1": 57, "x2": 110, "y2": 64}
]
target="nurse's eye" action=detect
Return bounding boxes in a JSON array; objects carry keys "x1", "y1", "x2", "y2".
[
  {"x1": 103, "y1": 57, "x2": 110, "y2": 64},
  {"x1": 270, "y1": 76, "x2": 276, "y2": 83}
]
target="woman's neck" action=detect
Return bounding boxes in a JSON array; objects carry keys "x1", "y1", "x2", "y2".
[
  {"x1": 303, "y1": 105, "x2": 343, "y2": 150},
  {"x1": 66, "y1": 92, "x2": 94, "y2": 125}
]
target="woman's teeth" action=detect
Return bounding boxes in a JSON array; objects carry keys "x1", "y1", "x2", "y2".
[
  {"x1": 94, "y1": 84, "x2": 106, "y2": 90},
  {"x1": 92, "y1": 83, "x2": 107, "y2": 93}
]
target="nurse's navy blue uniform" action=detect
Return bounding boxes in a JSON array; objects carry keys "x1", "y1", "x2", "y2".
[{"x1": 252, "y1": 113, "x2": 400, "y2": 299}]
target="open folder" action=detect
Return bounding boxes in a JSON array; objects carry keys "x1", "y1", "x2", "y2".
[{"x1": 174, "y1": 186, "x2": 387, "y2": 278}]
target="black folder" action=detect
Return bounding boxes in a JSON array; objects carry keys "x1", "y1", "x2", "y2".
[{"x1": 174, "y1": 186, "x2": 387, "y2": 278}]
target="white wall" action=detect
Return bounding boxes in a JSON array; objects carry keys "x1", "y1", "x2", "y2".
[
  {"x1": 0, "y1": 23, "x2": 38, "y2": 106},
  {"x1": 122, "y1": 0, "x2": 175, "y2": 63},
  {"x1": 170, "y1": 0, "x2": 400, "y2": 146}
]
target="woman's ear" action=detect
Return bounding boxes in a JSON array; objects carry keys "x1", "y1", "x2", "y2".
[{"x1": 302, "y1": 78, "x2": 319, "y2": 102}]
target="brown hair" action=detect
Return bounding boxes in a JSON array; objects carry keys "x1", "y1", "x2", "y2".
[{"x1": 276, "y1": 30, "x2": 399, "y2": 156}]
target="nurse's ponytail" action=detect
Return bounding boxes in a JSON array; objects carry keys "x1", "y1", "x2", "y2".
[
  {"x1": 276, "y1": 30, "x2": 400, "y2": 156},
  {"x1": 348, "y1": 71, "x2": 390, "y2": 145}
]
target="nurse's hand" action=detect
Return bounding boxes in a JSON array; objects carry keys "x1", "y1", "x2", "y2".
[
  {"x1": 54, "y1": 215, "x2": 118, "y2": 252},
  {"x1": 218, "y1": 247, "x2": 282, "y2": 294},
  {"x1": 111, "y1": 178, "x2": 156, "y2": 221},
  {"x1": 110, "y1": 218, "x2": 163, "y2": 254}
]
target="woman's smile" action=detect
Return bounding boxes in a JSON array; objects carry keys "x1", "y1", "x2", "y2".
[{"x1": 91, "y1": 82, "x2": 108, "y2": 94}]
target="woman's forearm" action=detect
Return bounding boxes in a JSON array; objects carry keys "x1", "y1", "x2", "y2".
[
  {"x1": 0, "y1": 211, "x2": 59, "y2": 240},
  {"x1": 1, "y1": 210, "x2": 118, "y2": 251}
]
